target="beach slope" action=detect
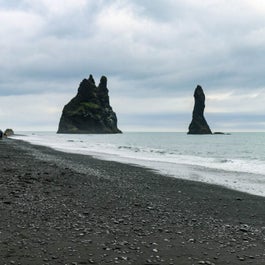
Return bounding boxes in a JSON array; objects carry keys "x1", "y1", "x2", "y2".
[{"x1": 1, "y1": 139, "x2": 265, "y2": 264}]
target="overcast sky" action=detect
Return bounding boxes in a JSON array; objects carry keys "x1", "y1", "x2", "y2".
[{"x1": 1, "y1": 0, "x2": 265, "y2": 132}]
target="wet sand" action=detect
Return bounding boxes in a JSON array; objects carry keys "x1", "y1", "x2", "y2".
[{"x1": 1, "y1": 138, "x2": 265, "y2": 265}]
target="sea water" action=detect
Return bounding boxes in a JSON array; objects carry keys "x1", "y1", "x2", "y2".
[{"x1": 12, "y1": 132, "x2": 265, "y2": 197}]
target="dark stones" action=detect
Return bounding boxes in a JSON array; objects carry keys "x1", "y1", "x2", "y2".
[
  {"x1": 4, "y1": 129, "x2": 14, "y2": 136},
  {"x1": 188, "y1": 85, "x2": 212, "y2": 135},
  {"x1": 214, "y1": 132, "x2": 231, "y2": 135},
  {"x1": 0, "y1": 129, "x2": 15, "y2": 139},
  {"x1": 57, "y1": 74, "x2": 122, "y2": 134},
  {"x1": 213, "y1": 132, "x2": 225, "y2": 135}
]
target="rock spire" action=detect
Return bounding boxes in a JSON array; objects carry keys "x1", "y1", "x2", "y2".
[
  {"x1": 57, "y1": 74, "x2": 122, "y2": 134},
  {"x1": 188, "y1": 85, "x2": 212, "y2": 134}
]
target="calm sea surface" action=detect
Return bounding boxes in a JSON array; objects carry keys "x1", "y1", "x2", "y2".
[{"x1": 13, "y1": 132, "x2": 265, "y2": 197}]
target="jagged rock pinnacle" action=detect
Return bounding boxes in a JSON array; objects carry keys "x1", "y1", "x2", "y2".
[
  {"x1": 99, "y1": 76, "x2": 107, "y2": 88},
  {"x1": 88, "y1": 74, "x2": 95, "y2": 84},
  {"x1": 57, "y1": 74, "x2": 121, "y2": 134}
]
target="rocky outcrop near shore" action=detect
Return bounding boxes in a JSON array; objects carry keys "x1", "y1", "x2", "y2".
[
  {"x1": 57, "y1": 75, "x2": 122, "y2": 134},
  {"x1": 0, "y1": 129, "x2": 14, "y2": 139},
  {"x1": 188, "y1": 85, "x2": 212, "y2": 134},
  {"x1": 4, "y1": 128, "x2": 14, "y2": 136}
]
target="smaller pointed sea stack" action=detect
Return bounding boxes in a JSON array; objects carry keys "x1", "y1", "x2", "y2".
[
  {"x1": 188, "y1": 85, "x2": 212, "y2": 134},
  {"x1": 57, "y1": 74, "x2": 121, "y2": 134}
]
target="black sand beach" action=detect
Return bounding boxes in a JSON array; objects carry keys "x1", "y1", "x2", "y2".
[{"x1": 1, "y1": 139, "x2": 265, "y2": 265}]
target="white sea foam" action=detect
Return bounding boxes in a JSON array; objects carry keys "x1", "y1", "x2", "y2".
[{"x1": 12, "y1": 132, "x2": 265, "y2": 197}]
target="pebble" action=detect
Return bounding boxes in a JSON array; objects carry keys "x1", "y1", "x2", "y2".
[{"x1": 1, "y1": 140, "x2": 265, "y2": 265}]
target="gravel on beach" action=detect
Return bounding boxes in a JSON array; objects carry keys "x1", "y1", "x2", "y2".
[{"x1": 1, "y1": 138, "x2": 265, "y2": 265}]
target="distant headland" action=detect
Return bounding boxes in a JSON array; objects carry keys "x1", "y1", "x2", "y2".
[{"x1": 57, "y1": 74, "x2": 122, "y2": 134}]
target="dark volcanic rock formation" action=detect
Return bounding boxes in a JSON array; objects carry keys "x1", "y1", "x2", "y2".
[
  {"x1": 57, "y1": 75, "x2": 122, "y2": 134},
  {"x1": 4, "y1": 129, "x2": 14, "y2": 136},
  {"x1": 188, "y1": 85, "x2": 212, "y2": 134}
]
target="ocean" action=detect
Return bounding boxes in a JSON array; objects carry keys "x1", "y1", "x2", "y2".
[{"x1": 12, "y1": 132, "x2": 265, "y2": 197}]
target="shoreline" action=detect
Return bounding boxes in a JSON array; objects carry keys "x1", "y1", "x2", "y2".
[
  {"x1": 1, "y1": 138, "x2": 265, "y2": 264},
  {"x1": 11, "y1": 132, "x2": 265, "y2": 198}
]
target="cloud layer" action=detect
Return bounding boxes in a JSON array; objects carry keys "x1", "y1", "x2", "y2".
[{"x1": 1, "y1": 0, "x2": 265, "y2": 131}]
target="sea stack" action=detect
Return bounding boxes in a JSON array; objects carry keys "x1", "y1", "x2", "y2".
[
  {"x1": 57, "y1": 74, "x2": 122, "y2": 134},
  {"x1": 188, "y1": 85, "x2": 212, "y2": 134}
]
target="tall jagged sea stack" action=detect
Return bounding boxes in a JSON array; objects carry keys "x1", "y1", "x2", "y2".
[
  {"x1": 188, "y1": 85, "x2": 212, "y2": 134},
  {"x1": 57, "y1": 75, "x2": 121, "y2": 134}
]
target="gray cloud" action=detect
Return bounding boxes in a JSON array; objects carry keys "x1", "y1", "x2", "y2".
[{"x1": 1, "y1": 0, "x2": 265, "y2": 131}]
